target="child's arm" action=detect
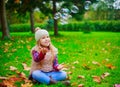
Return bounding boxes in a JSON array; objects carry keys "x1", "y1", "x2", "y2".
[
  {"x1": 53, "y1": 55, "x2": 59, "y2": 71},
  {"x1": 53, "y1": 55, "x2": 64, "y2": 71},
  {"x1": 31, "y1": 50, "x2": 45, "y2": 62}
]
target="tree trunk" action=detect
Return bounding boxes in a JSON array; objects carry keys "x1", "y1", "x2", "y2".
[
  {"x1": 53, "y1": 0, "x2": 58, "y2": 36},
  {"x1": 0, "y1": 0, "x2": 10, "y2": 40},
  {"x1": 30, "y1": 10, "x2": 34, "y2": 33}
]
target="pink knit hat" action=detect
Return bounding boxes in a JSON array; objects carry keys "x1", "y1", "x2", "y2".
[{"x1": 35, "y1": 27, "x2": 49, "y2": 41}]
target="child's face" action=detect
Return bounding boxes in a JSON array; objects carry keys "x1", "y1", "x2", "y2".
[{"x1": 39, "y1": 35, "x2": 50, "y2": 47}]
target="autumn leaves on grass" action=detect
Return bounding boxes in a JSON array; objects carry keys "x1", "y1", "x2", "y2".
[
  {"x1": 0, "y1": 63, "x2": 32, "y2": 87},
  {"x1": 64, "y1": 59, "x2": 116, "y2": 87}
]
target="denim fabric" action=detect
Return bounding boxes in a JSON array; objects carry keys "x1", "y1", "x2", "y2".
[{"x1": 32, "y1": 70, "x2": 67, "y2": 84}]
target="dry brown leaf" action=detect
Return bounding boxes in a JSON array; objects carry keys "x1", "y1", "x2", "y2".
[
  {"x1": 101, "y1": 72, "x2": 110, "y2": 79},
  {"x1": 78, "y1": 84, "x2": 84, "y2": 87},
  {"x1": 66, "y1": 76, "x2": 71, "y2": 80},
  {"x1": 106, "y1": 64, "x2": 115, "y2": 69},
  {"x1": 82, "y1": 64, "x2": 91, "y2": 70},
  {"x1": 22, "y1": 63, "x2": 30, "y2": 71},
  {"x1": 0, "y1": 76, "x2": 8, "y2": 80},
  {"x1": 92, "y1": 76, "x2": 101, "y2": 83},
  {"x1": 3, "y1": 80, "x2": 16, "y2": 87},
  {"x1": 9, "y1": 77, "x2": 22, "y2": 82},
  {"x1": 10, "y1": 66, "x2": 17, "y2": 71},
  {"x1": 71, "y1": 82, "x2": 77, "y2": 86},
  {"x1": 21, "y1": 83, "x2": 33, "y2": 87},
  {"x1": 92, "y1": 61, "x2": 100, "y2": 66},
  {"x1": 78, "y1": 75, "x2": 85, "y2": 79},
  {"x1": 67, "y1": 71, "x2": 72, "y2": 75}
]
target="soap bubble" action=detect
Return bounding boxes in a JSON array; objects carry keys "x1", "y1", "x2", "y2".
[
  {"x1": 71, "y1": 5, "x2": 79, "y2": 13},
  {"x1": 54, "y1": 5, "x2": 79, "y2": 25},
  {"x1": 60, "y1": 19, "x2": 68, "y2": 25},
  {"x1": 84, "y1": 1, "x2": 92, "y2": 10},
  {"x1": 61, "y1": 13, "x2": 69, "y2": 20},
  {"x1": 60, "y1": 8, "x2": 70, "y2": 13},
  {"x1": 54, "y1": 12, "x2": 61, "y2": 20}
]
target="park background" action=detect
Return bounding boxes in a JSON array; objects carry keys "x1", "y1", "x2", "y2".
[{"x1": 0, "y1": 0, "x2": 120, "y2": 87}]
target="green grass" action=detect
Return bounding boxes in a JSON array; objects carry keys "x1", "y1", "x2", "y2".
[{"x1": 0, "y1": 32, "x2": 120, "y2": 87}]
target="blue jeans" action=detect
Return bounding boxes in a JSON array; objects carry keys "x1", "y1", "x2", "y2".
[{"x1": 32, "y1": 70, "x2": 67, "y2": 84}]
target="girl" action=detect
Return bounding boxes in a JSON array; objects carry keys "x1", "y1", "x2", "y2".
[{"x1": 29, "y1": 27, "x2": 70, "y2": 85}]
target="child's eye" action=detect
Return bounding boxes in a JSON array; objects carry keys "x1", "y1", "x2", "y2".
[{"x1": 42, "y1": 37, "x2": 45, "y2": 39}]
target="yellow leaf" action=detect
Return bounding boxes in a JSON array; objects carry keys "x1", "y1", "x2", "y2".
[
  {"x1": 71, "y1": 82, "x2": 77, "y2": 86},
  {"x1": 21, "y1": 83, "x2": 33, "y2": 87}
]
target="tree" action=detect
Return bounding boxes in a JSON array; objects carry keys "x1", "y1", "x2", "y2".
[
  {"x1": 53, "y1": 0, "x2": 58, "y2": 35},
  {"x1": 6, "y1": 0, "x2": 41, "y2": 33},
  {"x1": 0, "y1": 0, "x2": 10, "y2": 40}
]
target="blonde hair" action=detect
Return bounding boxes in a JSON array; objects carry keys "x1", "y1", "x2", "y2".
[{"x1": 36, "y1": 35, "x2": 57, "y2": 62}]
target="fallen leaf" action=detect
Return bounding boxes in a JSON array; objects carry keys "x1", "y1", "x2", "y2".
[
  {"x1": 92, "y1": 61, "x2": 100, "y2": 66},
  {"x1": 66, "y1": 76, "x2": 71, "y2": 80},
  {"x1": 114, "y1": 84, "x2": 120, "y2": 87},
  {"x1": 9, "y1": 77, "x2": 22, "y2": 82},
  {"x1": 0, "y1": 76, "x2": 8, "y2": 80},
  {"x1": 82, "y1": 64, "x2": 91, "y2": 70},
  {"x1": 101, "y1": 72, "x2": 110, "y2": 79},
  {"x1": 106, "y1": 64, "x2": 115, "y2": 69},
  {"x1": 92, "y1": 76, "x2": 101, "y2": 83},
  {"x1": 67, "y1": 71, "x2": 72, "y2": 75},
  {"x1": 71, "y1": 82, "x2": 77, "y2": 86},
  {"x1": 78, "y1": 75, "x2": 85, "y2": 79},
  {"x1": 22, "y1": 63, "x2": 30, "y2": 71},
  {"x1": 3, "y1": 80, "x2": 16, "y2": 87},
  {"x1": 78, "y1": 84, "x2": 84, "y2": 87},
  {"x1": 21, "y1": 83, "x2": 33, "y2": 87},
  {"x1": 10, "y1": 66, "x2": 17, "y2": 71}
]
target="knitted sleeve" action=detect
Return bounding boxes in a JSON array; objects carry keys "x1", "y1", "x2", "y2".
[
  {"x1": 53, "y1": 55, "x2": 59, "y2": 71},
  {"x1": 32, "y1": 50, "x2": 45, "y2": 62}
]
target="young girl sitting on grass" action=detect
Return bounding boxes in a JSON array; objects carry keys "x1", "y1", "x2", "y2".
[{"x1": 29, "y1": 27, "x2": 70, "y2": 86}]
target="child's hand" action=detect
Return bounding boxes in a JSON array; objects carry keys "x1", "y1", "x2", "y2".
[
  {"x1": 40, "y1": 48, "x2": 48, "y2": 54},
  {"x1": 57, "y1": 64, "x2": 65, "y2": 70}
]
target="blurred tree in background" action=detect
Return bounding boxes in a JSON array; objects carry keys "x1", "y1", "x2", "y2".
[{"x1": 0, "y1": 0, "x2": 120, "y2": 39}]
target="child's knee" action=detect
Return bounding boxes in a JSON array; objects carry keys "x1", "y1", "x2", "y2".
[
  {"x1": 61, "y1": 71, "x2": 67, "y2": 79},
  {"x1": 32, "y1": 70, "x2": 41, "y2": 78}
]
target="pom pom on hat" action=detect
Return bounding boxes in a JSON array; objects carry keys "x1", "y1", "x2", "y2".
[{"x1": 35, "y1": 27, "x2": 49, "y2": 41}]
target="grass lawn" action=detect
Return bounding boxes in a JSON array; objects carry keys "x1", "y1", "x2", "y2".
[{"x1": 0, "y1": 31, "x2": 120, "y2": 87}]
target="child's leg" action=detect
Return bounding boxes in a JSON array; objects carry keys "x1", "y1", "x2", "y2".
[
  {"x1": 32, "y1": 70, "x2": 50, "y2": 84},
  {"x1": 50, "y1": 71, "x2": 67, "y2": 81}
]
